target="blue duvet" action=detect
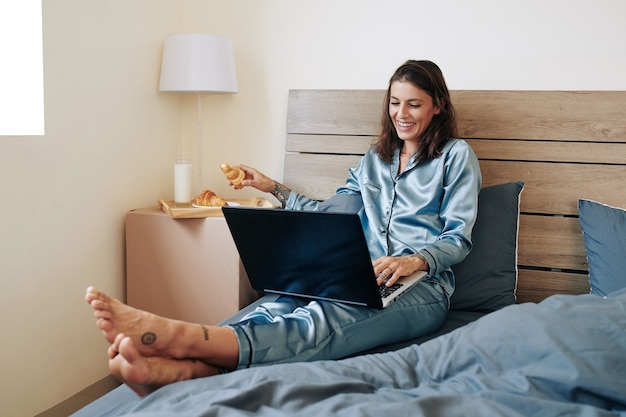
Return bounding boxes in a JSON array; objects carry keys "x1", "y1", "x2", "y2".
[{"x1": 105, "y1": 290, "x2": 626, "y2": 416}]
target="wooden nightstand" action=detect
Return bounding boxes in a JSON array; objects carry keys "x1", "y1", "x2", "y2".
[{"x1": 125, "y1": 206, "x2": 259, "y2": 325}]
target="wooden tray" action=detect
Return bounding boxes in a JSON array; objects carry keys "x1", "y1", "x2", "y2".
[{"x1": 158, "y1": 197, "x2": 274, "y2": 219}]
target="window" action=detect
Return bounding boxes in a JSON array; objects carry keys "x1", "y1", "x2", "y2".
[{"x1": 0, "y1": 0, "x2": 44, "y2": 135}]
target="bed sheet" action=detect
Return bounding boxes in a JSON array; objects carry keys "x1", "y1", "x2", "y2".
[
  {"x1": 74, "y1": 290, "x2": 626, "y2": 416},
  {"x1": 71, "y1": 300, "x2": 482, "y2": 417}
]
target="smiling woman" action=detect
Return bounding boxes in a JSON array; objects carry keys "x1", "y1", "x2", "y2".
[
  {"x1": 375, "y1": 60, "x2": 457, "y2": 170},
  {"x1": 0, "y1": 0, "x2": 44, "y2": 136},
  {"x1": 389, "y1": 81, "x2": 441, "y2": 172}
]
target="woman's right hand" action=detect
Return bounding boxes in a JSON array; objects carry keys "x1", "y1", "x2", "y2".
[
  {"x1": 236, "y1": 165, "x2": 275, "y2": 193},
  {"x1": 235, "y1": 165, "x2": 293, "y2": 208}
]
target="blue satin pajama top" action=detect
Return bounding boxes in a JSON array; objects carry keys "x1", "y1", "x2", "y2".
[{"x1": 285, "y1": 139, "x2": 481, "y2": 298}]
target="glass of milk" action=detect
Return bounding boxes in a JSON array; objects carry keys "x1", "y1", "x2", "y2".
[{"x1": 174, "y1": 160, "x2": 192, "y2": 206}]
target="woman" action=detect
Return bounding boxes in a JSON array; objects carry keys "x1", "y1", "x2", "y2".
[{"x1": 86, "y1": 60, "x2": 481, "y2": 397}]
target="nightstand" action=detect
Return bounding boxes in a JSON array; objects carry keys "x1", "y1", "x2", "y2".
[{"x1": 125, "y1": 206, "x2": 259, "y2": 325}]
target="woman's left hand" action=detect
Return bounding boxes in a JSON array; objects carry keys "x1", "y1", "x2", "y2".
[{"x1": 373, "y1": 255, "x2": 428, "y2": 287}]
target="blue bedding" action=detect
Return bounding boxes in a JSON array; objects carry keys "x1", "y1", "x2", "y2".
[{"x1": 76, "y1": 290, "x2": 626, "y2": 416}]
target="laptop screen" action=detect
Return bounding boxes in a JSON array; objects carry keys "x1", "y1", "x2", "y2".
[{"x1": 222, "y1": 207, "x2": 383, "y2": 307}]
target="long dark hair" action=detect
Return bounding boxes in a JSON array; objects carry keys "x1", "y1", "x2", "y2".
[{"x1": 374, "y1": 60, "x2": 458, "y2": 164}]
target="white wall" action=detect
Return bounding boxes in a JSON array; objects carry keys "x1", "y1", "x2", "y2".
[
  {"x1": 2, "y1": 0, "x2": 625, "y2": 415},
  {"x1": 190, "y1": 0, "x2": 626, "y2": 196}
]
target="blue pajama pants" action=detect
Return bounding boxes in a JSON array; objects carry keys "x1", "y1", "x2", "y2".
[{"x1": 228, "y1": 278, "x2": 449, "y2": 369}]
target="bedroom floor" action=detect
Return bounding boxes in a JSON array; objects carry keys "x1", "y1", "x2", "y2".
[{"x1": 35, "y1": 375, "x2": 120, "y2": 417}]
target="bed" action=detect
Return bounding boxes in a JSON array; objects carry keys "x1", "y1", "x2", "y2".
[{"x1": 72, "y1": 90, "x2": 626, "y2": 416}]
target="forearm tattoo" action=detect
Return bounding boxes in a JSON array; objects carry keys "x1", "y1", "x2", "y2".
[
  {"x1": 270, "y1": 181, "x2": 292, "y2": 208},
  {"x1": 202, "y1": 325, "x2": 209, "y2": 341}
]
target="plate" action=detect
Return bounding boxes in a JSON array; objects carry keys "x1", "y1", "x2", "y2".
[{"x1": 192, "y1": 201, "x2": 241, "y2": 208}]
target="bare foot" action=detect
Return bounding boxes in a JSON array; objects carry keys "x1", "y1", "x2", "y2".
[
  {"x1": 85, "y1": 287, "x2": 192, "y2": 358},
  {"x1": 85, "y1": 287, "x2": 240, "y2": 368},
  {"x1": 108, "y1": 333, "x2": 219, "y2": 397}
]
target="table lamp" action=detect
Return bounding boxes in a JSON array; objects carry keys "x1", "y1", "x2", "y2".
[{"x1": 159, "y1": 33, "x2": 238, "y2": 192}]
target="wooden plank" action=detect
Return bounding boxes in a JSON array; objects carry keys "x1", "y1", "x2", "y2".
[
  {"x1": 479, "y1": 160, "x2": 626, "y2": 215},
  {"x1": 518, "y1": 214, "x2": 587, "y2": 271},
  {"x1": 284, "y1": 153, "x2": 362, "y2": 199},
  {"x1": 287, "y1": 90, "x2": 382, "y2": 135},
  {"x1": 516, "y1": 269, "x2": 589, "y2": 303},
  {"x1": 286, "y1": 134, "x2": 373, "y2": 155},
  {"x1": 285, "y1": 154, "x2": 626, "y2": 216},
  {"x1": 468, "y1": 139, "x2": 626, "y2": 165},
  {"x1": 453, "y1": 90, "x2": 626, "y2": 142},
  {"x1": 288, "y1": 135, "x2": 626, "y2": 165},
  {"x1": 286, "y1": 90, "x2": 626, "y2": 142}
]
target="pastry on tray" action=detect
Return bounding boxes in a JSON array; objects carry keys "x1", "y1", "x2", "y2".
[
  {"x1": 220, "y1": 163, "x2": 245, "y2": 189},
  {"x1": 192, "y1": 189, "x2": 228, "y2": 207}
]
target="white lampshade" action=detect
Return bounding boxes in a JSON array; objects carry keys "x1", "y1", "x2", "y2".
[{"x1": 159, "y1": 33, "x2": 238, "y2": 94}]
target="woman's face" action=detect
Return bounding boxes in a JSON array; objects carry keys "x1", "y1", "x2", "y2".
[{"x1": 389, "y1": 80, "x2": 440, "y2": 145}]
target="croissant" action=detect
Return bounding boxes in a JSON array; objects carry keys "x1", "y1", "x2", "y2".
[
  {"x1": 192, "y1": 189, "x2": 227, "y2": 207},
  {"x1": 220, "y1": 164, "x2": 245, "y2": 189}
]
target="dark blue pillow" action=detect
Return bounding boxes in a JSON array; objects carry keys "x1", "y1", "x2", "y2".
[
  {"x1": 578, "y1": 199, "x2": 626, "y2": 297},
  {"x1": 451, "y1": 182, "x2": 524, "y2": 312}
]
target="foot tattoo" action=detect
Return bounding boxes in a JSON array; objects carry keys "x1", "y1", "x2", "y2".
[{"x1": 141, "y1": 332, "x2": 157, "y2": 345}]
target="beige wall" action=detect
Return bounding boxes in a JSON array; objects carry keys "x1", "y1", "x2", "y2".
[
  {"x1": 0, "y1": 1, "x2": 183, "y2": 415},
  {"x1": 2, "y1": 0, "x2": 625, "y2": 415}
]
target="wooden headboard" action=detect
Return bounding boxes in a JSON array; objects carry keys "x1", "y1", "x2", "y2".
[{"x1": 283, "y1": 90, "x2": 626, "y2": 304}]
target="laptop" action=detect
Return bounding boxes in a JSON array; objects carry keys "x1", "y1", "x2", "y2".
[{"x1": 222, "y1": 207, "x2": 427, "y2": 309}]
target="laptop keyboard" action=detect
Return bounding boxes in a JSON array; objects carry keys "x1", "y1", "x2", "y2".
[{"x1": 379, "y1": 282, "x2": 403, "y2": 298}]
